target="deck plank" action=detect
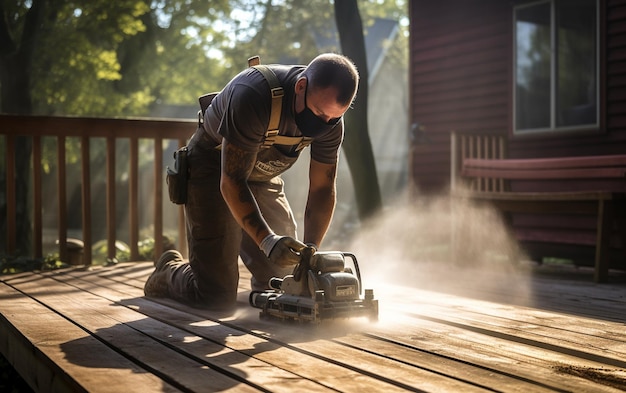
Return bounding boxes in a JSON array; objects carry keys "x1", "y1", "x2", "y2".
[
  {"x1": 0, "y1": 281, "x2": 180, "y2": 393},
  {"x1": 382, "y1": 285, "x2": 626, "y2": 357},
  {"x1": 2, "y1": 272, "x2": 261, "y2": 392},
  {"x1": 30, "y1": 267, "x2": 424, "y2": 392},
  {"x1": 367, "y1": 313, "x2": 623, "y2": 393},
  {"x1": 2, "y1": 261, "x2": 626, "y2": 392},
  {"x1": 62, "y1": 270, "x2": 522, "y2": 392},
  {"x1": 51, "y1": 267, "x2": 477, "y2": 392}
]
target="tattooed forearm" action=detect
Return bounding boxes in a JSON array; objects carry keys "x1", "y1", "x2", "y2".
[
  {"x1": 242, "y1": 212, "x2": 266, "y2": 238},
  {"x1": 220, "y1": 139, "x2": 271, "y2": 243},
  {"x1": 223, "y1": 143, "x2": 257, "y2": 202},
  {"x1": 223, "y1": 143, "x2": 256, "y2": 183}
]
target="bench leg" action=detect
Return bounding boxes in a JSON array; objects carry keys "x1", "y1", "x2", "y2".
[{"x1": 594, "y1": 200, "x2": 612, "y2": 283}]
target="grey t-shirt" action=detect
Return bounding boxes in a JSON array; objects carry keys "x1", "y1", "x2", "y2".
[{"x1": 202, "y1": 64, "x2": 343, "y2": 165}]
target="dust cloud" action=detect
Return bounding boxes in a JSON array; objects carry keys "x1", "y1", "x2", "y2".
[{"x1": 342, "y1": 190, "x2": 535, "y2": 306}]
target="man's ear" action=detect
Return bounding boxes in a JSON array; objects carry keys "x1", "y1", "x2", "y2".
[{"x1": 295, "y1": 77, "x2": 307, "y2": 94}]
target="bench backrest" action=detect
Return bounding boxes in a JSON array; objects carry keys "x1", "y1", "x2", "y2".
[{"x1": 462, "y1": 156, "x2": 626, "y2": 181}]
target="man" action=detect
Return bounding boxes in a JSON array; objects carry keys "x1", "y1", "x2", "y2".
[{"x1": 144, "y1": 53, "x2": 359, "y2": 311}]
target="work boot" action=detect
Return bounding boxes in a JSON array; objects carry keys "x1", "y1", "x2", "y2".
[{"x1": 144, "y1": 250, "x2": 184, "y2": 297}]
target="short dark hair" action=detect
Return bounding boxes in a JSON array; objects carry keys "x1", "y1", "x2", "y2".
[{"x1": 303, "y1": 53, "x2": 359, "y2": 106}]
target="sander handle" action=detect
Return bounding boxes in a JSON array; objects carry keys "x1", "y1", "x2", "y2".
[{"x1": 341, "y1": 252, "x2": 363, "y2": 296}]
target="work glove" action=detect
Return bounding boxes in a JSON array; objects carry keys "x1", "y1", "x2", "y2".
[
  {"x1": 259, "y1": 234, "x2": 307, "y2": 267},
  {"x1": 293, "y1": 245, "x2": 316, "y2": 282}
]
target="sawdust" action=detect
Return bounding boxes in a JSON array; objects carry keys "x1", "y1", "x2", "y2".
[
  {"x1": 343, "y1": 190, "x2": 533, "y2": 303},
  {"x1": 553, "y1": 364, "x2": 626, "y2": 390}
]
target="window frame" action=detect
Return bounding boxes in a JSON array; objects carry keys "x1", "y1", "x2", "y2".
[{"x1": 513, "y1": 0, "x2": 600, "y2": 136}]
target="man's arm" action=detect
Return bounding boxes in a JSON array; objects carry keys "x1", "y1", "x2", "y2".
[
  {"x1": 303, "y1": 158, "x2": 338, "y2": 248},
  {"x1": 219, "y1": 138, "x2": 271, "y2": 245}
]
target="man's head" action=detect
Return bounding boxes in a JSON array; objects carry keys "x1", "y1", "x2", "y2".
[{"x1": 294, "y1": 53, "x2": 359, "y2": 135}]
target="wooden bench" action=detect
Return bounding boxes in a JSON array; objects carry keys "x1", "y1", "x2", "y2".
[{"x1": 450, "y1": 131, "x2": 626, "y2": 283}]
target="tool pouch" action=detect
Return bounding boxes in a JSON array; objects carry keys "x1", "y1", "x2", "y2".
[{"x1": 166, "y1": 146, "x2": 189, "y2": 205}]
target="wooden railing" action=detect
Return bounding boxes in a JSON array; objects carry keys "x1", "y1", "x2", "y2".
[{"x1": 1, "y1": 114, "x2": 196, "y2": 265}]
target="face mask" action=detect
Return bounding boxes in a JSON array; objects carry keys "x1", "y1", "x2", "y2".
[{"x1": 295, "y1": 85, "x2": 341, "y2": 136}]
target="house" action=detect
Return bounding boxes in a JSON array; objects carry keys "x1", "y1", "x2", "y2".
[{"x1": 408, "y1": 0, "x2": 626, "y2": 268}]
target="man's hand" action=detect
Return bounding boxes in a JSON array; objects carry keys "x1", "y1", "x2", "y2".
[{"x1": 260, "y1": 234, "x2": 306, "y2": 267}]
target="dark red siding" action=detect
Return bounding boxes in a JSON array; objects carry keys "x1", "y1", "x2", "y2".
[
  {"x1": 409, "y1": 0, "x2": 626, "y2": 267},
  {"x1": 410, "y1": 0, "x2": 626, "y2": 190},
  {"x1": 410, "y1": 0, "x2": 512, "y2": 193},
  {"x1": 606, "y1": 0, "x2": 626, "y2": 145}
]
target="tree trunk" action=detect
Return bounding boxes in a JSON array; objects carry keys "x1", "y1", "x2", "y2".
[
  {"x1": 334, "y1": 0, "x2": 382, "y2": 221},
  {"x1": 0, "y1": 1, "x2": 44, "y2": 256}
]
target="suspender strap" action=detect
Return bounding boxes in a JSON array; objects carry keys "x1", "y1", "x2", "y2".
[
  {"x1": 252, "y1": 64, "x2": 283, "y2": 133},
  {"x1": 211, "y1": 56, "x2": 312, "y2": 151}
]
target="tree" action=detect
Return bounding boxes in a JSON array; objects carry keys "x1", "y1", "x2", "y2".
[
  {"x1": 334, "y1": 0, "x2": 382, "y2": 221},
  {"x1": 1, "y1": 1, "x2": 235, "y2": 117},
  {"x1": 0, "y1": 1, "x2": 232, "y2": 255}
]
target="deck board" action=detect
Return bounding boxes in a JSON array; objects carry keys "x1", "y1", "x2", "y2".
[
  {"x1": 1, "y1": 261, "x2": 626, "y2": 392},
  {"x1": 0, "y1": 281, "x2": 180, "y2": 393}
]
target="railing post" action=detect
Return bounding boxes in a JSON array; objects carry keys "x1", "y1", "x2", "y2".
[{"x1": 154, "y1": 137, "x2": 164, "y2": 260}]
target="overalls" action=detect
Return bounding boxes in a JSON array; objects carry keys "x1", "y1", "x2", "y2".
[{"x1": 164, "y1": 117, "x2": 307, "y2": 310}]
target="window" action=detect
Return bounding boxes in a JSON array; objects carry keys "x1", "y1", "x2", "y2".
[{"x1": 514, "y1": 0, "x2": 598, "y2": 134}]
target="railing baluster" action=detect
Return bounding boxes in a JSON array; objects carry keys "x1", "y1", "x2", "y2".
[
  {"x1": 450, "y1": 131, "x2": 458, "y2": 192},
  {"x1": 33, "y1": 135, "x2": 42, "y2": 258},
  {"x1": 81, "y1": 136, "x2": 92, "y2": 266},
  {"x1": 154, "y1": 137, "x2": 164, "y2": 260},
  {"x1": 129, "y1": 137, "x2": 139, "y2": 261},
  {"x1": 106, "y1": 136, "x2": 116, "y2": 262},
  {"x1": 6, "y1": 134, "x2": 16, "y2": 255},
  {"x1": 57, "y1": 136, "x2": 68, "y2": 263}
]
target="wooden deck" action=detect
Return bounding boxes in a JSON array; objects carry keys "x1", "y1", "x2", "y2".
[{"x1": 1, "y1": 260, "x2": 625, "y2": 392}]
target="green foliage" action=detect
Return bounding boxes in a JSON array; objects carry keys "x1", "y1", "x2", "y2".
[
  {"x1": 0, "y1": 254, "x2": 66, "y2": 274},
  {"x1": 2, "y1": 0, "x2": 408, "y2": 116},
  {"x1": 29, "y1": 1, "x2": 156, "y2": 116},
  {"x1": 91, "y1": 239, "x2": 131, "y2": 265},
  {"x1": 2, "y1": 0, "x2": 232, "y2": 116},
  {"x1": 0, "y1": 235, "x2": 170, "y2": 272},
  {"x1": 90, "y1": 235, "x2": 176, "y2": 265}
]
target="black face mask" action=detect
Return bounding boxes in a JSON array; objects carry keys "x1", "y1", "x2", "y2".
[{"x1": 295, "y1": 85, "x2": 341, "y2": 136}]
